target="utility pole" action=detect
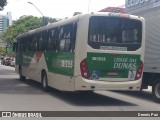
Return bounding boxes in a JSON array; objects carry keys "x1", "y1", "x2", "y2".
[{"x1": 88, "y1": 0, "x2": 91, "y2": 12}]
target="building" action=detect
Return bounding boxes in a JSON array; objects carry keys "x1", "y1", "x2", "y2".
[
  {"x1": 125, "y1": 0, "x2": 160, "y2": 73},
  {"x1": 0, "y1": 12, "x2": 12, "y2": 34},
  {"x1": 125, "y1": 0, "x2": 160, "y2": 14},
  {"x1": 7, "y1": 12, "x2": 12, "y2": 26},
  {"x1": 99, "y1": 7, "x2": 125, "y2": 13},
  {"x1": 0, "y1": 15, "x2": 8, "y2": 34},
  {"x1": 0, "y1": 12, "x2": 12, "y2": 48}
]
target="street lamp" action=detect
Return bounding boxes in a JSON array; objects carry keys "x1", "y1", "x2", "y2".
[
  {"x1": 88, "y1": 0, "x2": 91, "y2": 12},
  {"x1": 28, "y1": 1, "x2": 44, "y2": 26}
]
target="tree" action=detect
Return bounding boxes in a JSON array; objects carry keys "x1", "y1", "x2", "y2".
[
  {"x1": 40, "y1": 16, "x2": 58, "y2": 26},
  {"x1": 0, "y1": 47, "x2": 5, "y2": 56},
  {"x1": 0, "y1": 16, "x2": 41, "y2": 46},
  {"x1": 0, "y1": 0, "x2": 7, "y2": 11},
  {"x1": 0, "y1": 15, "x2": 59, "y2": 46}
]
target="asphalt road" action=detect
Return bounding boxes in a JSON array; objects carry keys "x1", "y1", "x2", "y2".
[{"x1": 0, "y1": 64, "x2": 159, "y2": 120}]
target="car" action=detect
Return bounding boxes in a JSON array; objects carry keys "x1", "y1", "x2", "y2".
[
  {"x1": 1, "y1": 57, "x2": 7, "y2": 65},
  {"x1": 4, "y1": 57, "x2": 12, "y2": 66},
  {"x1": 10, "y1": 58, "x2": 15, "y2": 67}
]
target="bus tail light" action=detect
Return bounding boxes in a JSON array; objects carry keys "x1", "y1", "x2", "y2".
[
  {"x1": 80, "y1": 59, "x2": 89, "y2": 79},
  {"x1": 135, "y1": 61, "x2": 143, "y2": 80}
]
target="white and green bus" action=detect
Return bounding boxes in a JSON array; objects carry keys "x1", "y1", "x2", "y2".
[{"x1": 14, "y1": 12, "x2": 145, "y2": 92}]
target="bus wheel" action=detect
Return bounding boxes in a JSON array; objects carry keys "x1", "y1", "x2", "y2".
[
  {"x1": 152, "y1": 80, "x2": 160, "y2": 103},
  {"x1": 19, "y1": 68, "x2": 26, "y2": 81},
  {"x1": 41, "y1": 71, "x2": 49, "y2": 91}
]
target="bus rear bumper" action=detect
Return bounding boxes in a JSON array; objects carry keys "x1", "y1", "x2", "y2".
[{"x1": 75, "y1": 76, "x2": 142, "y2": 91}]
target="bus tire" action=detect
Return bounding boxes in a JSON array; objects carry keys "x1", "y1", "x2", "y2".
[
  {"x1": 41, "y1": 71, "x2": 49, "y2": 92},
  {"x1": 152, "y1": 80, "x2": 160, "y2": 103},
  {"x1": 19, "y1": 67, "x2": 26, "y2": 81}
]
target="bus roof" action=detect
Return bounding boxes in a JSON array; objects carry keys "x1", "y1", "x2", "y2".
[{"x1": 16, "y1": 12, "x2": 143, "y2": 41}]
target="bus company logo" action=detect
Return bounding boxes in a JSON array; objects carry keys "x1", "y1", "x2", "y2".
[{"x1": 2, "y1": 112, "x2": 11, "y2": 117}]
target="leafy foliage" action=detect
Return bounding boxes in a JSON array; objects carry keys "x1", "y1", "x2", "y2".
[
  {"x1": 0, "y1": 0, "x2": 7, "y2": 11},
  {"x1": 0, "y1": 46, "x2": 5, "y2": 56},
  {"x1": 40, "y1": 16, "x2": 58, "y2": 26},
  {"x1": 0, "y1": 16, "x2": 41, "y2": 46},
  {"x1": 0, "y1": 15, "x2": 58, "y2": 46}
]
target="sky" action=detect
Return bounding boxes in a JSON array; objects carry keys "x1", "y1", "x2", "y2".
[{"x1": 0, "y1": 0, "x2": 125, "y2": 20}]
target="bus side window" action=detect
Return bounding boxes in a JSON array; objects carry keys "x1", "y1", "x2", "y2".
[
  {"x1": 31, "y1": 35, "x2": 34, "y2": 51},
  {"x1": 21, "y1": 38, "x2": 26, "y2": 52},
  {"x1": 47, "y1": 29, "x2": 53, "y2": 51},
  {"x1": 18, "y1": 40, "x2": 21, "y2": 52},
  {"x1": 59, "y1": 27, "x2": 65, "y2": 51},
  {"x1": 47, "y1": 28, "x2": 58, "y2": 51},
  {"x1": 32, "y1": 34, "x2": 38, "y2": 51},
  {"x1": 18, "y1": 38, "x2": 24, "y2": 52},
  {"x1": 25, "y1": 37, "x2": 28, "y2": 51},
  {"x1": 54, "y1": 28, "x2": 58, "y2": 51},
  {"x1": 13, "y1": 42, "x2": 18, "y2": 52},
  {"x1": 43, "y1": 30, "x2": 48, "y2": 51},
  {"x1": 17, "y1": 42, "x2": 19, "y2": 52},
  {"x1": 26, "y1": 36, "x2": 32, "y2": 51},
  {"x1": 58, "y1": 24, "x2": 73, "y2": 52},
  {"x1": 64, "y1": 25, "x2": 72, "y2": 52},
  {"x1": 38, "y1": 32, "x2": 45, "y2": 51},
  {"x1": 70, "y1": 23, "x2": 77, "y2": 52}
]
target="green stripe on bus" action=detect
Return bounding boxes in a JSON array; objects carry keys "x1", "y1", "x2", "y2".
[
  {"x1": 44, "y1": 52, "x2": 75, "y2": 76},
  {"x1": 16, "y1": 52, "x2": 35, "y2": 66}
]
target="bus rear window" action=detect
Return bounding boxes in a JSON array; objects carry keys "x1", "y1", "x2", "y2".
[{"x1": 88, "y1": 16, "x2": 142, "y2": 51}]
